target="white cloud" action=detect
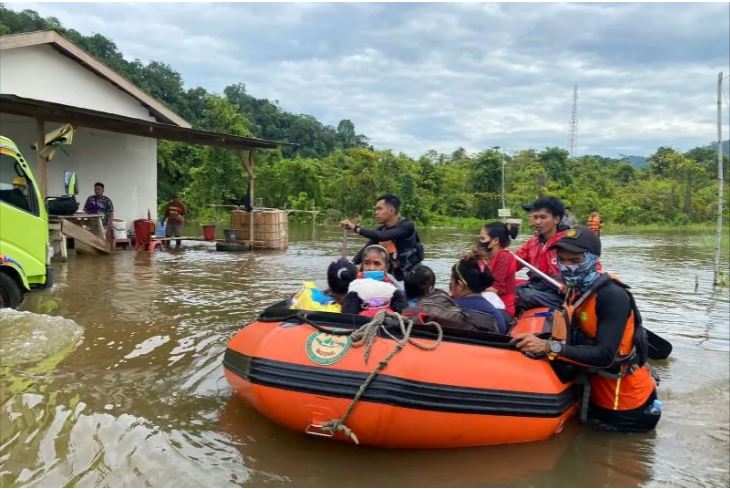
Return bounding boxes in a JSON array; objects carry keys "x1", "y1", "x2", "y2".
[{"x1": 19, "y1": 2, "x2": 730, "y2": 157}]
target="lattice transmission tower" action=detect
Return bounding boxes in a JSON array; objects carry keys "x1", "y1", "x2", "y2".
[{"x1": 568, "y1": 84, "x2": 578, "y2": 157}]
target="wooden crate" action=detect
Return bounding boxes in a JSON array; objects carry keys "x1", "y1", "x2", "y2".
[{"x1": 229, "y1": 209, "x2": 288, "y2": 249}]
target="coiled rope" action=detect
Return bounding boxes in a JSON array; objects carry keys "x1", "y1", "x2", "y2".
[{"x1": 319, "y1": 311, "x2": 443, "y2": 444}]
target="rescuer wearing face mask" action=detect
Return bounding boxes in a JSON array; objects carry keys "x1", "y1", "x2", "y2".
[{"x1": 513, "y1": 226, "x2": 662, "y2": 433}]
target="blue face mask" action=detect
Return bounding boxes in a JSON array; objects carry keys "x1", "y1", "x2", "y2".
[
  {"x1": 558, "y1": 251, "x2": 600, "y2": 291},
  {"x1": 363, "y1": 270, "x2": 385, "y2": 281}
]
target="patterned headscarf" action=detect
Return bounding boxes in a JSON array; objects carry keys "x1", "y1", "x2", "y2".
[{"x1": 558, "y1": 251, "x2": 600, "y2": 292}]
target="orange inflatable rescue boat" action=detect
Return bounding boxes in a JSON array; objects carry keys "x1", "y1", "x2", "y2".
[{"x1": 224, "y1": 303, "x2": 579, "y2": 448}]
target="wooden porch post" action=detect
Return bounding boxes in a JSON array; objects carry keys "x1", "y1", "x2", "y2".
[
  {"x1": 237, "y1": 148, "x2": 255, "y2": 248},
  {"x1": 35, "y1": 118, "x2": 47, "y2": 198}
]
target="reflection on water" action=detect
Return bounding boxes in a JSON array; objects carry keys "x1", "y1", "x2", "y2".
[{"x1": 1, "y1": 225, "x2": 728, "y2": 487}]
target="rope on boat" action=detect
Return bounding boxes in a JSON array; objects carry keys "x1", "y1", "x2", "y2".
[{"x1": 320, "y1": 311, "x2": 443, "y2": 444}]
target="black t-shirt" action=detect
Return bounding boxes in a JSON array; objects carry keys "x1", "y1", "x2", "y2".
[{"x1": 353, "y1": 218, "x2": 419, "y2": 280}]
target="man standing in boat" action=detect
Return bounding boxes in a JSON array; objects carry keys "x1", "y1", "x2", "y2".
[
  {"x1": 514, "y1": 226, "x2": 661, "y2": 432},
  {"x1": 340, "y1": 194, "x2": 424, "y2": 281}
]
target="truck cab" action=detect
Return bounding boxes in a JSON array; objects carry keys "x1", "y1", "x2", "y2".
[{"x1": 0, "y1": 135, "x2": 52, "y2": 308}]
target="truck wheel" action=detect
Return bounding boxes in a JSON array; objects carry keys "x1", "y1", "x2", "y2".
[{"x1": 0, "y1": 273, "x2": 24, "y2": 309}]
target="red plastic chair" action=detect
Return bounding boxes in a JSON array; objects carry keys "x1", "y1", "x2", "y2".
[{"x1": 133, "y1": 219, "x2": 164, "y2": 252}]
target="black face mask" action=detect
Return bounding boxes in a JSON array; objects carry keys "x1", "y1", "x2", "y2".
[{"x1": 477, "y1": 241, "x2": 492, "y2": 253}]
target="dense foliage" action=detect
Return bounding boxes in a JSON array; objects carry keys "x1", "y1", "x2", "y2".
[{"x1": 2, "y1": 6, "x2": 728, "y2": 226}]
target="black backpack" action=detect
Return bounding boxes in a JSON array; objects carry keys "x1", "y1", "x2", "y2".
[{"x1": 46, "y1": 195, "x2": 79, "y2": 215}]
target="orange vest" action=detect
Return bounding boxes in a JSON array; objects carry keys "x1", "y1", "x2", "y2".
[
  {"x1": 586, "y1": 215, "x2": 602, "y2": 233},
  {"x1": 571, "y1": 286, "x2": 655, "y2": 411}
]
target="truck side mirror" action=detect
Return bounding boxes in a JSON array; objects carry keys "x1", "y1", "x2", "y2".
[{"x1": 64, "y1": 171, "x2": 77, "y2": 196}]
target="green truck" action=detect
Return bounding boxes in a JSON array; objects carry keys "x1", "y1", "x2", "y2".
[{"x1": 0, "y1": 135, "x2": 53, "y2": 308}]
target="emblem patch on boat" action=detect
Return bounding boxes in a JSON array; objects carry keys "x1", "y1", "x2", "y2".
[{"x1": 305, "y1": 331, "x2": 352, "y2": 365}]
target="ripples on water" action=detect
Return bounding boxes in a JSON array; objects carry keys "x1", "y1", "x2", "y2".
[{"x1": 0, "y1": 225, "x2": 728, "y2": 487}]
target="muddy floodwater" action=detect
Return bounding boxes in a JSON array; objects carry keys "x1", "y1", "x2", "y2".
[{"x1": 1, "y1": 224, "x2": 728, "y2": 487}]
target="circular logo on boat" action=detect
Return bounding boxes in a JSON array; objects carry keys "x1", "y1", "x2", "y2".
[
  {"x1": 305, "y1": 331, "x2": 352, "y2": 365},
  {"x1": 579, "y1": 311, "x2": 589, "y2": 323}
]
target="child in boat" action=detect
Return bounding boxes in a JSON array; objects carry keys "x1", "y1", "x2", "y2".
[
  {"x1": 342, "y1": 245, "x2": 408, "y2": 315},
  {"x1": 404, "y1": 264, "x2": 436, "y2": 307},
  {"x1": 289, "y1": 258, "x2": 358, "y2": 312},
  {"x1": 449, "y1": 254, "x2": 507, "y2": 334},
  {"x1": 478, "y1": 221, "x2": 518, "y2": 317},
  {"x1": 325, "y1": 258, "x2": 358, "y2": 305}
]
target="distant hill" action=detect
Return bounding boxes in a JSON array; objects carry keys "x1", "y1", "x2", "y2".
[
  {"x1": 621, "y1": 140, "x2": 728, "y2": 169},
  {"x1": 705, "y1": 140, "x2": 730, "y2": 155},
  {"x1": 623, "y1": 155, "x2": 649, "y2": 168}
]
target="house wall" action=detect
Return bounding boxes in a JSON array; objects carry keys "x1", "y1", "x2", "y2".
[
  {"x1": 0, "y1": 44, "x2": 154, "y2": 121},
  {"x1": 0, "y1": 114, "x2": 158, "y2": 228},
  {"x1": 0, "y1": 42, "x2": 166, "y2": 229}
]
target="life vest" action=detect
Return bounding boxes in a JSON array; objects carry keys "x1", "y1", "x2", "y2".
[
  {"x1": 567, "y1": 275, "x2": 654, "y2": 411},
  {"x1": 586, "y1": 215, "x2": 602, "y2": 233},
  {"x1": 378, "y1": 220, "x2": 424, "y2": 275}
]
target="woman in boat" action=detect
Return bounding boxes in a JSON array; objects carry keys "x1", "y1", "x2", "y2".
[
  {"x1": 449, "y1": 254, "x2": 507, "y2": 334},
  {"x1": 514, "y1": 226, "x2": 661, "y2": 432},
  {"x1": 342, "y1": 245, "x2": 408, "y2": 315},
  {"x1": 478, "y1": 221, "x2": 518, "y2": 317}
]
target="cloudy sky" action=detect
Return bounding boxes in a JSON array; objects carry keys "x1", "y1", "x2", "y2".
[{"x1": 20, "y1": 2, "x2": 730, "y2": 157}]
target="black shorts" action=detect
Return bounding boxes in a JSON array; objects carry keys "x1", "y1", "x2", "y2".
[{"x1": 588, "y1": 389, "x2": 661, "y2": 432}]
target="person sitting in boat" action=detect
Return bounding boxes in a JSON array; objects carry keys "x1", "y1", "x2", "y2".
[
  {"x1": 340, "y1": 194, "x2": 424, "y2": 281},
  {"x1": 289, "y1": 258, "x2": 358, "y2": 312},
  {"x1": 404, "y1": 264, "x2": 436, "y2": 307},
  {"x1": 478, "y1": 221, "x2": 519, "y2": 317},
  {"x1": 449, "y1": 254, "x2": 507, "y2": 334},
  {"x1": 324, "y1": 258, "x2": 358, "y2": 305},
  {"x1": 342, "y1": 245, "x2": 407, "y2": 315},
  {"x1": 514, "y1": 226, "x2": 661, "y2": 433},
  {"x1": 514, "y1": 196, "x2": 569, "y2": 311}
]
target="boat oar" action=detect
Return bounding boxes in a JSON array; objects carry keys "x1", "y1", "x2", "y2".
[
  {"x1": 512, "y1": 254, "x2": 563, "y2": 290},
  {"x1": 645, "y1": 329, "x2": 672, "y2": 360},
  {"x1": 511, "y1": 251, "x2": 672, "y2": 360},
  {"x1": 341, "y1": 228, "x2": 348, "y2": 258}
]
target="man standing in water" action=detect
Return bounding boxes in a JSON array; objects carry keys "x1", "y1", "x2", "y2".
[
  {"x1": 514, "y1": 226, "x2": 661, "y2": 432},
  {"x1": 163, "y1": 195, "x2": 187, "y2": 248},
  {"x1": 587, "y1": 208, "x2": 603, "y2": 236},
  {"x1": 561, "y1": 206, "x2": 579, "y2": 228},
  {"x1": 340, "y1": 194, "x2": 423, "y2": 281}
]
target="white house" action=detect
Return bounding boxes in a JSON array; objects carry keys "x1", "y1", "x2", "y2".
[{"x1": 0, "y1": 30, "x2": 192, "y2": 228}]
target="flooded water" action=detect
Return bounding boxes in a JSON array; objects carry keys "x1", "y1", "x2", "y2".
[{"x1": 1, "y1": 224, "x2": 728, "y2": 487}]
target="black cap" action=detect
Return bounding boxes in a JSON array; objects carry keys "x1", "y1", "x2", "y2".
[
  {"x1": 551, "y1": 226, "x2": 601, "y2": 256},
  {"x1": 521, "y1": 196, "x2": 565, "y2": 219}
]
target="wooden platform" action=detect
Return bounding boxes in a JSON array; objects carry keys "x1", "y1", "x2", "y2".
[{"x1": 49, "y1": 213, "x2": 111, "y2": 260}]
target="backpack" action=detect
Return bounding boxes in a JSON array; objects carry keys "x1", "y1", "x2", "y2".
[
  {"x1": 46, "y1": 195, "x2": 78, "y2": 215},
  {"x1": 403, "y1": 289, "x2": 500, "y2": 334}
]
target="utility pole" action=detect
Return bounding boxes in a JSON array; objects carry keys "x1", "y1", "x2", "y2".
[
  {"x1": 714, "y1": 72, "x2": 725, "y2": 286},
  {"x1": 568, "y1": 84, "x2": 578, "y2": 157},
  {"x1": 501, "y1": 150, "x2": 506, "y2": 209}
]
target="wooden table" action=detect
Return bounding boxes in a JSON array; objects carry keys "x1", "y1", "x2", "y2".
[{"x1": 49, "y1": 213, "x2": 110, "y2": 259}]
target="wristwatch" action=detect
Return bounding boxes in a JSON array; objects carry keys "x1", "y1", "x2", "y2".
[{"x1": 547, "y1": 340, "x2": 564, "y2": 361}]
